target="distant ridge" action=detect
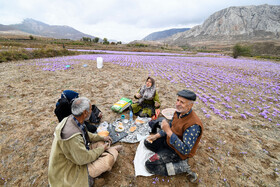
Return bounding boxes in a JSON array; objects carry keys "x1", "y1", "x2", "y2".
[
  {"x1": 142, "y1": 28, "x2": 190, "y2": 41},
  {"x1": 0, "y1": 24, "x2": 17, "y2": 31},
  {"x1": 1, "y1": 18, "x2": 97, "y2": 40}
]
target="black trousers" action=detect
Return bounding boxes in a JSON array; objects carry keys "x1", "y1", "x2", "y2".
[{"x1": 144, "y1": 136, "x2": 181, "y2": 176}]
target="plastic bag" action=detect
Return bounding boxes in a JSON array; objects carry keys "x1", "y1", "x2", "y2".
[
  {"x1": 97, "y1": 122, "x2": 109, "y2": 133},
  {"x1": 111, "y1": 97, "x2": 132, "y2": 113}
]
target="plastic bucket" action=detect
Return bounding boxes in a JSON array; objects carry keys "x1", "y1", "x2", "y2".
[{"x1": 97, "y1": 57, "x2": 103, "y2": 69}]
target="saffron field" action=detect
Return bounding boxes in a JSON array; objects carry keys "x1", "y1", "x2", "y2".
[
  {"x1": 3, "y1": 50, "x2": 278, "y2": 186},
  {"x1": 21, "y1": 50, "x2": 280, "y2": 126}
]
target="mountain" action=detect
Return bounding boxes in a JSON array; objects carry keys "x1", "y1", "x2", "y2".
[
  {"x1": 0, "y1": 23, "x2": 36, "y2": 38},
  {"x1": 163, "y1": 4, "x2": 280, "y2": 46},
  {"x1": 0, "y1": 24, "x2": 17, "y2": 31},
  {"x1": 142, "y1": 28, "x2": 190, "y2": 41},
  {"x1": 2, "y1": 18, "x2": 96, "y2": 40}
]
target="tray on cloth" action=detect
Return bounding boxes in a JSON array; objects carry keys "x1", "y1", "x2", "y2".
[
  {"x1": 108, "y1": 127, "x2": 128, "y2": 144},
  {"x1": 119, "y1": 117, "x2": 151, "y2": 143},
  {"x1": 108, "y1": 117, "x2": 151, "y2": 144}
]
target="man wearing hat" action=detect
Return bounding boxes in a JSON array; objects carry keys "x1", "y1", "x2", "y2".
[{"x1": 144, "y1": 89, "x2": 203, "y2": 182}]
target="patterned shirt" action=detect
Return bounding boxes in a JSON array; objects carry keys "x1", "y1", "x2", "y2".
[{"x1": 159, "y1": 110, "x2": 201, "y2": 155}]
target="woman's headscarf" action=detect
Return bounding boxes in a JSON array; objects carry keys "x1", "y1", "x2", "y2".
[{"x1": 139, "y1": 77, "x2": 156, "y2": 104}]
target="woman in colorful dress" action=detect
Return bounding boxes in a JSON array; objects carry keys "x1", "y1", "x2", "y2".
[{"x1": 132, "y1": 77, "x2": 160, "y2": 117}]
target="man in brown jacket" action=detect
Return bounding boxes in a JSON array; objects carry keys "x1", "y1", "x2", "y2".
[
  {"x1": 144, "y1": 90, "x2": 203, "y2": 182},
  {"x1": 48, "y1": 97, "x2": 122, "y2": 187}
]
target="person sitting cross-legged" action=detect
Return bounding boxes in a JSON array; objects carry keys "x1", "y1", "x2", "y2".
[
  {"x1": 48, "y1": 97, "x2": 122, "y2": 187},
  {"x1": 144, "y1": 90, "x2": 203, "y2": 182},
  {"x1": 132, "y1": 77, "x2": 160, "y2": 117}
]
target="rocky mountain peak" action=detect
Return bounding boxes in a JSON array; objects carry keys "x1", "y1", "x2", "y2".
[
  {"x1": 201, "y1": 4, "x2": 280, "y2": 36},
  {"x1": 164, "y1": 4, "x2": 280, "y2": 46},
  {"x1": 19, "y1": 18, "x2": 49, "y2": 33}
]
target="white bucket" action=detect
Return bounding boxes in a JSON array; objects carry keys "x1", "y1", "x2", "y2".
[{"x1": 97, "y1": 57, "x2": 103, "y2": 69}]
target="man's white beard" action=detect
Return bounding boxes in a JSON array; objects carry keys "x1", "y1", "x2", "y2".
[{"x1": 175, "y1": 105, "x2": 188, "y2": 114}]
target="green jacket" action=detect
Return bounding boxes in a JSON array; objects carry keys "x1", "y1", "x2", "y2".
[
  {"x1": 48, "y1": 115, "x2": 105, "y2": 187},
  {"x1": 132, "y1": 91, "x2": 160, "y2": 116}
]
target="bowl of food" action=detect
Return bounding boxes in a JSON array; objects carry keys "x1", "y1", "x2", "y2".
[
  {"x1": 161, "y1": 108, "x2": 176, "y2": 120},
  {"x1": 115, "y1": 122, "x2": 125, "y2": 132},
  {"x1": 98, "y1": 130, "x2": 109, "y2": 137}
]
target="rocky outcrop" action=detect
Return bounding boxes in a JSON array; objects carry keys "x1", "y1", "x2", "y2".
[{"x1": 164, "y1": 4, "x2": 280, "y2": 46}]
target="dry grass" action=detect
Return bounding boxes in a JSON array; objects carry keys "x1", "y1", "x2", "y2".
[{"x1": 0, "y1": 54, "x2": 279, "y2": 186}]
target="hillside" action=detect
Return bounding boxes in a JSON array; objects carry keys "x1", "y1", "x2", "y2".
[
  {"x1": 163, "y1": 4, "x2": 280, "y2": 48},
  {"x1": 0, "y1": 24, "x2": 17, "y2": 31},
  {"x1": 142, "y1": 28, "x2": 190, "y2": 41},
  {"x1": 2, "y1": 18, "x2": 96, "y2": 40}
]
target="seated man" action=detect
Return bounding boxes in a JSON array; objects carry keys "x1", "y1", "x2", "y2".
[
  {"x1": 48, "y1": 97, "x2": 122, "y2": 187},
  {"x1": 144, "y1": 90, "x2": 203, "y2": 182},
  {"x1": 54, "y1": 90, "x2": 102, "y2": 133}
]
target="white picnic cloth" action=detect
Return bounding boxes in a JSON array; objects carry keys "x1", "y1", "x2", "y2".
[{"x1": 133, "y1": 139, "x2": 155, "y2": 176}]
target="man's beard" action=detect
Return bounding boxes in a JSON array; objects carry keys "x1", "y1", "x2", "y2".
[{"x1": 175, "y1": 105, "x2": 188, "y2": 113}]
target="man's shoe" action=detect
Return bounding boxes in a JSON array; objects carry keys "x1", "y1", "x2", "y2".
[{"x1": 187, "y1": 172, "x2": 198, "y2": 183}]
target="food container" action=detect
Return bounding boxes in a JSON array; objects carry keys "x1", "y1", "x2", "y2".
[
  {"x1": 161, "y1": 108, "x2": 176, "y2": 120},
  {"x1": 98, "y1": 130, "x2": 109, "y2": 137},
  {"x1": 115, "y1": 122, "x2": 125, "y2": 132},
  {"x1": 97, "y1": 57, "x2": 103, "y2": 69}
]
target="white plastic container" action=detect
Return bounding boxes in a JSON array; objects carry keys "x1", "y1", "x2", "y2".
[{"x1": 97, "y1": 57, "x2": 103, "y2": 69}]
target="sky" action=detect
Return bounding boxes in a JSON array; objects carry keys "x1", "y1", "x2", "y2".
[{"x1": 0, "y1": 0, "x2": 279, "y2": 43}]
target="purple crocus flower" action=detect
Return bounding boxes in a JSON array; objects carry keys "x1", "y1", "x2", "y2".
[{"x1": 241, "y1": 114, "x2": 247, "y2": 119}]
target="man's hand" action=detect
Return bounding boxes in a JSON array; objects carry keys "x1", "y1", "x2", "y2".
[
  {"x1": 161, "y1": 119, "x2": 173, "y2": 137},
  {"x1": 135, "y1": 93, "x2": 142, "y2": 98},
  {"x1": 103, "y1": 136, "x2": 112, "y2": 144},
  {"x1": 146, "y1": 133, "x2": 160, "y2": 143},
  {"x1": 98, "y1": 112, "x2": 102, "y2": 118},
  {"x1": 154, "y1": 101, "x2": 160, "y2": 108},
  {"x1": 103, "y1": 142, "x2": 110, "y2": 150}
]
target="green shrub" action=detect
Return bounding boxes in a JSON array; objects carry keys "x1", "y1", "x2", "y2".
[
  {"x1": 0, "y1": 56, "x2": 6, "y2": 63},
  {"x1": 233, "y1": 44, "x2": 252, "y2": 58},
  {"x1": 82, "y1": 37, "x2": 91, "y2": 42},
  {"x1": 15, "y1": 51, "x2": 29, "y2": 60},
  {"x1": 93, "y1": 37, "x2": 99, "y2": 43},
  {"x1": 0, "y1": 48, "x2": 77, "y2": 63},
  {"x1": 103, "y1": 38, "x2": 109, "y2": 45},
  {"x1": 255, "y1": 56, "x2": 280, "y2": 61},
  {"x1": 69, "y1": 42, "x2": 85, "y2": 45}
]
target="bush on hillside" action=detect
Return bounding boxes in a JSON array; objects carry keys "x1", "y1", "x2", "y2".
[{"x1": 233, "y1": 44, "x2": 252, "y2": 58}]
